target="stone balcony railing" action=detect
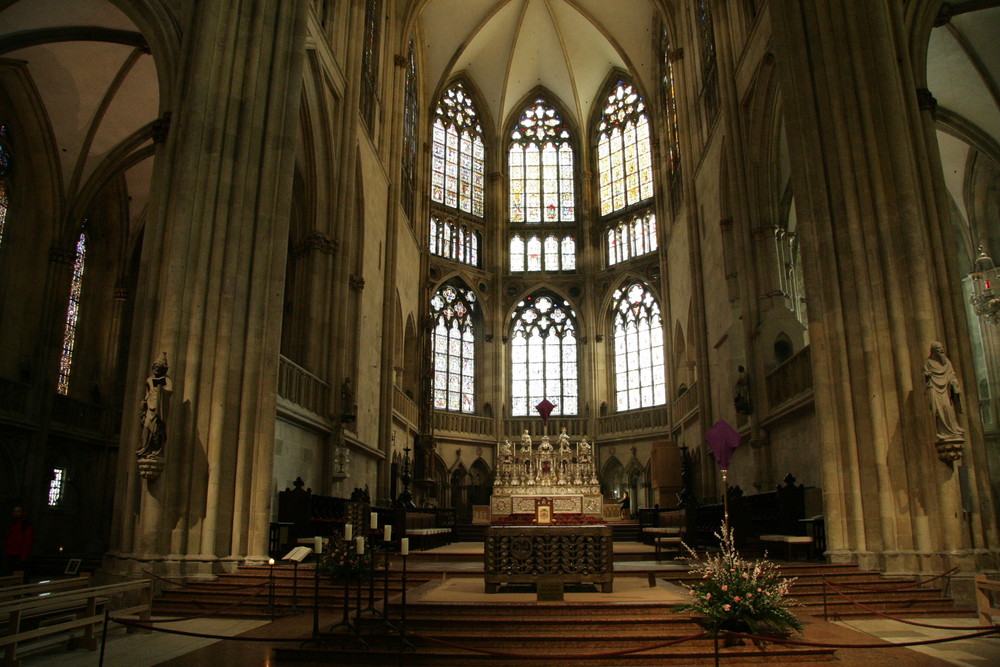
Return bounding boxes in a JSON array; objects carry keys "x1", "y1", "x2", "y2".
[
  {"x1": 0, "y1": 376, "x2": 31, "y2": 420},
  {"x1": 433, "y1": 411, "x2": 495, "y2": 437},
  {"x1": 596, "y1": 406, "x2": 670, "y2": 437},
  {"x1": 765, "y1": 346, "x2": 813, "y2": 410},
  {"x1": 671, "y1": 382, "x2": 699, "y2": 423},
  {"x1": 502, "y1": 417, "x2": 589, "y2": 439},
  {"x1": 277, "y1": 355, "x2": 330, "y2": 418},
  {"x1": 393, "y1": 386, "x2": 420, "y2": 428}
]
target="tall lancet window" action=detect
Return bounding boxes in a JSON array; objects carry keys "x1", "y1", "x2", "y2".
[
  {"x1": 509, "y1": 99, "x2": 574, "y2": 224},
  {"x1": 0, "y1": 123, "x2": 11, "y2": 248},
  {"x1": 57, "y1": 232, "x2": 87, "y2": 395},
  {"x1": 597, "y1": 81, "x2": 652, "y2": 216},
  {"x1": 697, "y1": 0, "x2": 719, "y2": 120},
  {"x1": 431, "y1": 83, "x2": 485, "y2": 217},
  {"x1": 612, "y1": 282, "x2": 666, "y2": 411},
  {"x1": 660, "y1": 26, "x2": 682, "y2": 213},
  {"x1": 360, "y1": 0, "x2": 383, "y2": 131},
  {"x1": 510, "y1": 293, "x2": 578, "y2": 416},
  {"x1": 401, "y1": 40, "x2": 418, "y2": 221},
  {"x1": 431, "y1": 283, "x2": 476, "y2": 413}
]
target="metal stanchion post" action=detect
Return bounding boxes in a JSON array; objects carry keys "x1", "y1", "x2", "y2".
[
  {"x1": 98, "y1": 607, "x2": 109, "y2": 667},
  {"x1": 397, "y1": 550, "x2": 413, "y2": 650},
  {"x1": 822, "y1": 576, "x2": 828, "y2": 621},
  {"x1": 363, "y1": 534, "x2": 382, "y2": 617},
  {"x1": 329, "y1": 537, "x2": 354, "y2": 633}
]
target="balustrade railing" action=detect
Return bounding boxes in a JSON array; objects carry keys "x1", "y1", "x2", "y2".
[
  {"x1": 51, "y1": 394, "x2": 112, "y2": 434},
  {"x1": 393, "y1": 386, "x2": 420, "y2": 427},
  {"x1": 502, "y1": 417, "x2": 589, "y2": 439},
  {"x1": 765, "y1": 346, "x2": 813, "y2": 409},
  {"x1": 596, "y1": 406, "x2": 670, "y2": 436},
  {"x1": 671, "y1": 382, "x2": 699, "y2": 423},
  {"x1": 277, "y1": 355, "x2": 330, "y2": 417},
  {"x1": 433, "y1": 411, "x2": 494, "y2": 436}
]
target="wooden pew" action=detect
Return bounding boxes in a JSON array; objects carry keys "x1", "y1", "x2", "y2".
[
  {"x1": 975, "y1": 574, "x2": 1000, "y2": 626},
  {"x1": 0, "y1": 576, "x2": 91, "y2": 604},
  {"x1": 0, "y1": 579, "x2": 152, "y2": 666}
]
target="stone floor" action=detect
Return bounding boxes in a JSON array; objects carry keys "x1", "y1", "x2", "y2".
[{"x1": 14, "y1": 542, "x2": 1000, "y2": 666}]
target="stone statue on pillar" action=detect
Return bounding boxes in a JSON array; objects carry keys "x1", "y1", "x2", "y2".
[
  {"x1": 137, "y1": 353, "x2": 172, "y2": 480},
  {"x1": 922, "y1": 341, "x2": 965, "y2": 462},
  {"x1": 734, "y1": 365, "x2": 752, "y2": 414}
]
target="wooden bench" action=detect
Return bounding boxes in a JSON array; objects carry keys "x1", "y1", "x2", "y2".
[
  {"x1": 756, "y1": 475, "x2": 814, "y2": 560},
  {"x1": 975, "y1": 574, "x2": 1000, "y2": 626},
  {"x1": 0, "y1": 576, "x2": 22, "y2": 589},
  {"x1": 398, "y1": 511, "x2": 452, "y2": 551},
  {"x1": 0, "y1": 576, "x2": 91, "y2": 604},
  {"x1": 0, "y1": 579, "x2": 152, "y2": 667},
  {"x1": 639, "y1": 508, "x2": 693, "y2": 546}
]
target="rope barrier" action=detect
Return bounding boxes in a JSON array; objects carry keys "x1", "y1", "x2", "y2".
[
  {"x1": 823, "y1": 580, "x2": 996, "y2": 631},
  {"x1": 828, "y1": 567, "x2": 958, "y2": 593},
  {"x1": 720, "y1": 626, "x2": 1000, "y2": 649},
  {"x1": 414, "y1": 630, "x2": 709, "y2": 660},
  {"x1": 142, "y1": 569, "x2": 271, "y2": 591}
]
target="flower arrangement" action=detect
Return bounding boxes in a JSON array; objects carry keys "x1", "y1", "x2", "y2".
[
  {"x1": 675, "y1": 526, "x2": 803, "y2": 639},
  {"x1": 317, "y1": 539, "x2": 374, "y2": 580}
]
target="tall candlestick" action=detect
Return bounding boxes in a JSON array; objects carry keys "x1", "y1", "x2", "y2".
[
  {"x1": 356, "y1": 536, "x2": 365, "y2": 555},
  {"x1": 314, "y1": 536, "x2": 322, "y2": 555},
  {"x1": 383, "y1": 525, "x2": 392, "y2": 542},
  {"x1": 370, "y1": 512, "x2": 378, "y2": 530},
  {"x1": 400, "y1": 537, "x2": 409, "y2": 555},
  {"x1": 344, "y1": 523, "x2": 353, "y2": 541}
]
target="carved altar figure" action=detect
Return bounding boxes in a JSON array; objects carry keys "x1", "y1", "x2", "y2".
[
  {"x1": 500, "y1": 439, "x2": 513, "y2": 457},
  {"x1": 577, "y1": 437, "x2": 591, "y2": 459},
  {"x1": 558, "y1": 427, "x2": 571, "y2": 451},
  {"x1": 137, "y1": 353, "x2": 172, "y2": 461},
  {"x1": 923, "y1": 341, "x2": 965, "y2": 460},
  {"x1": 538, "y1": 434, "x2": 553, "y2": 451}
]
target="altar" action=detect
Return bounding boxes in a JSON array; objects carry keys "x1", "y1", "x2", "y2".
[
  {"x1": 484, "y1": 524, "x2": 614, "y2": 594},
  {"x1": 489, "y1": 429, "x2": 603, "y2": 519}
]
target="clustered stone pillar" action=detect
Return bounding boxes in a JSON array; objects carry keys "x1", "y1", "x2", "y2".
[
  {"x1": 769, "y1": 0, "x2": 998, "y2": 575},
  {"x1": 107, "y1": 0, "x2": 309, "y2": 577}
]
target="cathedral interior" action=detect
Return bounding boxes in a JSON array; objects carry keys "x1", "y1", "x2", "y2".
[{"x1": 1, "y1": 0, "x2": 1000, "y2": 595}]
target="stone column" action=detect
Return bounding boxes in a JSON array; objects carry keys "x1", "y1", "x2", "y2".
[
  {"x1": 769, "y1": 0, "x2": 997, "y2": 573},
  {"x1": 108, "y1": 0, "x2": 308, "y2": 576}
]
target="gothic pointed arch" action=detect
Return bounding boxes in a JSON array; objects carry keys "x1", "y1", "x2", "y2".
[{"x1": 608, "y1": 279, "x2": 666, "y2": 411}]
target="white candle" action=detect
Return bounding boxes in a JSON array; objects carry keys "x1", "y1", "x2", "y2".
[
  {"x1": 400, "y1": 537, "x2": 409, "y2": 555},
  {"x1": 370, "y1": 512, "x2": 378, "y2": 530},
  {"x1": 314, "y1": 536, "x2": 322, "y2": 554},
  {"x1": 356, "y1": 536, "x2": 365, "y2": 555},
  {"x1": 383, "y1": 525, "x2": 392, "y2": 542},
  {"x1": 268, "y1": 557, "x2": 275, "y2": 566},
  {"x1": 344, "y1": 523, "x2": 353, "y2": 541}
]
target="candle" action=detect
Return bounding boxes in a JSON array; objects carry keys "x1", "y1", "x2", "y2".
[
  {"x1": 356, "y1": 536, "x2": 365, "y2": 555},
  {"x1": 370, "y1": 512, "x2": 378, "y2": 530},
  {"x1": 383, "y1": 525, "x2": 392, "y2": 542},
  {"x1": 344, "y1": 523, "x2": 353, "y2": 541},
  {"x1": 268, "y1": 557, "x2": 275, "y2": 566},
  {"x1": 400, "y1": 537, "x2": 409, "y2": 555},
  {"x1": 314, "y1": 536, "x2": 322, "y2": 554}
]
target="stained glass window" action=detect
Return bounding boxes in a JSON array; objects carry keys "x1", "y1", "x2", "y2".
[
  {"x1": 48, "y1": 467, "x2": 65, "y2": 506},
  {"x1": 360, "y1": 0, "x2": 382, "y2": 131},
  {"x1": 510, "y1": 234, "x2": 575, "y2": 272},
  {"x1": 509, "y1": 99, "x2": 574, "y2": 223},
  {"x1": 401, "y1": 40, "x2": 418, "y2": 220},
  {"x1": 597, "y1": 82, "x2": 652, "y2": 216},
  {"x1": 607, "y1": 211, "x2": 657, "y2": 266},
  {"x1": 431, "y1": 283, "x2": 476, "y2": 413},
  {"x1": 612, "y1": 282, "x2": 666, "y2": 411},
  {"x1": 510, "y1": 293, "x2": 578, "y2": 416},
  {"x1": 697, "y1": 0, "x2": 720, "y2": 120},
  {"x1": 660, "y1": 26, "x2": 682, "y2": 210},
  {"x1": 0, "y1": 123, "x2": 11, "y2": 248},
  {"x1": 432, "y1": 83, "x2": 485, "y2": 217},
  {"x1": 430, "y1": 216, "x2": 480, "y2": 266},
  {"x1": 57, "y1": 232, "x2": 87, "y2": 395}
]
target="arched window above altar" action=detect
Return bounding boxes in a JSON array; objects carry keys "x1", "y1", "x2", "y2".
[
  {"x1": 508, "y1": 97, "x2": 575, "y2": 225},
  {"x1": 611, "y1": 281, "x2": 666, "y2": 411},
  {"x1": 510, "y1": 292, "x2": 578, "y2": 417},
  {"x1": 431, "y1": 82, "x2": 485, "y2": 217},
  {"x1": 430, "y1": 283, "x2": 477, "y2": 413}
]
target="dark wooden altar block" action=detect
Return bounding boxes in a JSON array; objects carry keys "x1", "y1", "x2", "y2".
[
  {"x1": 536, "y1": 579, "x2": 564, "y2": 601},
  {"x1": 484, "y1": 524, "x2": 614, "y2": 594}
]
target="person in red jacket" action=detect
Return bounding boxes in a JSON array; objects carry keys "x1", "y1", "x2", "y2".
[{"x1": 2, "y1": 506, "x2": 33, "y2": 576}]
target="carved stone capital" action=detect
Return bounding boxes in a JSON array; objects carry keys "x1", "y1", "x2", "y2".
[
  {"x1": 49, "y1": 246, "x2": 76, "y2": 264},
  {"x1": 113, "y1": 281, "x2": 129, "y2": 300},
  {"x1": 394, "y1": 54, "x2": 408, "y2": 67},
  {"x1": 916, "y1": 88, "x2": 937, "y2": 117},
  {"x1": 151, "y1": 111, "x2": 171, "y2": 144},
  {"x1": 934, "y1": 2, "x2": 952, "y2": 27},
  {"x1": 294, "y1": 231, "x2": 339, "y2": 257},
  {"x1": 349, "y1": 274, "x2": 366, "y2": 291}
]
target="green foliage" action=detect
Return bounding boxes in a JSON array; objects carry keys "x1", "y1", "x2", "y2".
[
  {"x1": 675, "y1": 525, "x2": 804, "y2": 636},
  {"x1": 317, "y1": 539, "x2": 375, "y2": 580}
]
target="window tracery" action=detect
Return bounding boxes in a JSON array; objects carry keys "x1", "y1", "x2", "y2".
[
  {"x1": 607, "y1": 211, "x2": 657, "y2": 266},
  {"x1": 612, "y1": 282, "x2": 666, "y2": 411},
  {"x1": 509, "y1": 99, "x2": 574, "y2": 224},
  {"x1": 510, "y1": 293, "x2": 578, "y2": 416},
  {"x1": 0, "y1": 123, "x2": 10, "y2": 248},
  {"x1": 510, "y1": 234, "x2": 575, "y2": 272},
  {"x1": 57, "y1": 232, "x2": 87, "y2": 395},
  {"x1": 432, "y1": 83, "x2": 485, "y2": 217},
  {"x1": 402, "y1": 40, "x2": 418, "y2": 220},
  {"x1": 597, "y1": 82, "x2": 652, "y2": 215},
  {"x1": 431, "y1": 283, "x2": 476, "y2": 413},
  {"x1": 430, "y1": 216, "x2": 480, "y2": 267}
]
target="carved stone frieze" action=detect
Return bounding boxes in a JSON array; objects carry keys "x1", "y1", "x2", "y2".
[{"x1": 293, "y1": 232, "x2": 339, "y2": 258}]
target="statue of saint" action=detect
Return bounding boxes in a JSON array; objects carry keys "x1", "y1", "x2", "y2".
[
  {"x1": 521, "y1": 429, "x2": 532, "y2": 451},
  {"x1": 734, "y1": 365, "x2": 752, "y2": 414},
  {"x1": 538, "y1": 434, "x2": 553, "y2": 452},
  {"x1": 558, "y1": 427, "x2": 571, "y2": 451},
  {"x1": 500, "y1": 439, "x2": 513, "y2": 457},
  {"x1": 341, "y1": 377, "x2": 357, "y2": 421},
  {"x1": 923, "y1": 341, "x2": 965, "y2": 447},
  {"x1": 577, "y1": 437, "x2": 591, "y2": 458},
  {"x1": 137, "y1": 353, "x2": 172, "y2": 460}
]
